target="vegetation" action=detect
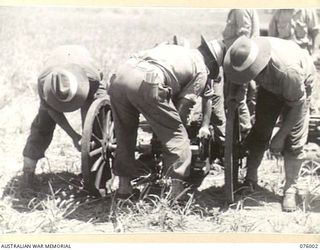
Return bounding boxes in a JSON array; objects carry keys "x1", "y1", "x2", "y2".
[{"x1": 0, "y1": 6, "x2": 320, "y2": 234}]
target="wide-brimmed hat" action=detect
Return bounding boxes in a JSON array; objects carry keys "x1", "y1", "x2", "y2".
[
  {"x1": 42, "y1": 64, "x2": 90, "y2": 112},
  {"x1": 200, "y1": 35, "x2": 226, "y2": 79},
  {"x1": 223, "y1": 36, "x2": 271, "y2": 84},
  {"x1": 201, "y1": 35, "x2": 225, "y2": 66}
]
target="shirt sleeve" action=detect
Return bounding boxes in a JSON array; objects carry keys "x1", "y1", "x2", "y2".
[
  {"x1": 177, "y1": 71, "x2": 208, "y2": 104},
  {"x1": 282, "y1": 67, "x2": 306, "y2": 107},
  {"x1": 202, "y1": 78, "x2": 215, "y2": 99},
  {"x1": 234, "y1": 9, "x2": 253, "y2": 37},
  {"x1": 306, "y1": 9, "x2": 320, "y2": 33}
]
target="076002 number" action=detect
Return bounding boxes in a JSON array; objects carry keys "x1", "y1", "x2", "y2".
[{"x1": 300, "y1": 244, "x2": 319, "y2": 248}]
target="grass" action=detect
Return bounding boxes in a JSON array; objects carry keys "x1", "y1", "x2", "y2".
[
  {"x1": 1, "y1": 6, "x2": 320, "y2": 235},
  {"x1": 2, "y1": 157, "x2": 320, "y2": 234}
]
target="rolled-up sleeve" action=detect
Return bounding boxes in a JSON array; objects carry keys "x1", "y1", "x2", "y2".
[
  {"x1": 201, "y1": 78, "x2": 215, "y2": 99},
  {"x1": 282, "y1": 67, "x2": 305, "y2": 106}
]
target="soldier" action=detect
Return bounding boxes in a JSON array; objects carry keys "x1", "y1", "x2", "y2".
[
  {"x1": 108, "y1": 36, "x2": 224, "y2": 199},
  {"x1": 22, "y1": 45, "x2": 106, "y2": 186},
  {"x1": 269, "y1": 9, "x2": 319, "y2": 55},
  {"x1": 223, "y1": 36, "x2": 316, "y2": 212},
  {"x1": 222, "y1": 9, "x2": 260, "y2": 136}
]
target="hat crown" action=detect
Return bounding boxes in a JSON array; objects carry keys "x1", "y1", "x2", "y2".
[
  {"x1": 42, "y1": 63, "x2": 90, "y2": 112},
  {"x1": 231, "y1": 36, "x2": 252, "y2": 66},
  {"x1": 51, "y1": 73, "x2": 71, "y2": 101},
  {"x1": 48, "y1": 67, "x2": 80, "y2": 103},
  {"x1": 229, "y1": 36, "x2": 259, "y2": 72},
  {"x1": 223, "y1": 36, "x2": 271, "y2": 84},
  {"x1": 231, "y1": 45, "x2": 250, "y2": 67}
]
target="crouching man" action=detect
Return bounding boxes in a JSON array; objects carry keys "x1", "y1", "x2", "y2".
[
  {"x1": 109, "y1": 36, "x2": 225, "y2": 199},
  {"x1": 22, "y1": 45, "x2": 106, "y2": 186},
  {"x1": 223, "y1": 36, "x2": 316, "y2": 212}
]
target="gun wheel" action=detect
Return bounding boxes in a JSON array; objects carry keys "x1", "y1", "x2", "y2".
[
  {"x1": 224, "y1": 101, "x2": 242, "y2": 204},
  {"x1": 81, "y1": 97, "x2": 115, "y2": 196}
]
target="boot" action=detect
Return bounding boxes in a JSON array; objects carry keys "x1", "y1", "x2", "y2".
[
  {"x1": 282, "y1": 188, "x2": 297, "y2": 212},
  {"x1": 117, "y1": 176, "x2": 133, "y2": 196},
  {"x1": 282, "y1": 153, "x2": 303, "y2": 212},
  {"x1": 22, "y1": 157, "x2": 38, "y2": 186}
]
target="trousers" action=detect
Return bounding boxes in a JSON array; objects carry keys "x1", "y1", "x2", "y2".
[
  {"x1": 109, "y1": 58, "x2": 191, "y2": 179},
  {"x1": 245, "y1": 87, "x2": 310, "y2": 186}
]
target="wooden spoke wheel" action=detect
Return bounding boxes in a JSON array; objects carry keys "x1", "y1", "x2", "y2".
[
  {"x1": 81, "y1": 97, "x2": 115, "y2": 196},
  {"x1": 224, "y1": 101, "x2": 242, "y2": 204}
]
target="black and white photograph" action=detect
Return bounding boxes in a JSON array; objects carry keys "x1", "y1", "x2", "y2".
[{"x1": 0, "y1": 3, "x2": 320, "y2": 237}]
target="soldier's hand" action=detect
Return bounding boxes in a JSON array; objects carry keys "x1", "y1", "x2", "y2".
[
  {"x1": 269, "y1": 134, "x2": 285, "y2": 154},
  {"x1": 198, "y1": 126, "x2": 211, "y2": 139}
]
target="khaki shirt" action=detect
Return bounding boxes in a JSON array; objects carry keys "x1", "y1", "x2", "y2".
[
  {"x1": 134, "y1": 45, "x2": 212, "y2": 104},
  {"x1": 268, "y1": 9, "x2": 319, "y2": 48},
  {"x1": 256, "y1": 38, "x2": 316, "y2": 107},
  {"x1": 39, "y1": 45, "x2": 101, "y2": 82},
  {"x1": 222, "y1": 9, "x2": 260, "y2": 49}
]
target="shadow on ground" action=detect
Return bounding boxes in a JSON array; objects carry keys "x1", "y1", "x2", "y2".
[
  {"x1": 2, "y1": 172, "x2": 115, "y2": 223},
  {"x1": 196, "y1": 181, "x2": 320, "y2": 213},
  {"x1": 3, "y1": 170, "x2": 320, "y2": 227},
  {"x1": 195, "y1": 183, "x2": 283, "y2": 212}
]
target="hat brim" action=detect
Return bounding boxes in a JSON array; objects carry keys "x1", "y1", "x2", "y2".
[
  {"x1": 223, "y1": 37, "x2": 271, "y2": 84},
  {"x1": 201, "y1": 35, "x2": 220, "y2": 79},
  {"x1": 43, "y1": 64, "x2": 90, "y2": 112},
  {"x1": 201, "y1": 35, "x2": 218, "y2": 61}
]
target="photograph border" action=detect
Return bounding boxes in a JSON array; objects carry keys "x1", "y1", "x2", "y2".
[{"x1": 0, "y1": 0, "x2": 319, "y2": 244}]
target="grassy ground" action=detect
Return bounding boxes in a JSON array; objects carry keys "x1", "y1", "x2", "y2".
[{"x1": 1, "y1": 6, "x2": 320, "y2": 235}]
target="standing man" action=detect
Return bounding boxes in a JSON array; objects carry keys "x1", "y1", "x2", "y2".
[
  {"x1": 223, "y1": 36, "x2": 316, "y2": 212},
  {"x1": 269, "y1": 9, "x2": 320, "y2": 122},
  {"x1": 109, "y1": 36, "x2": 224, "y2": 199},
  {"x1": 222, "y1": 9, "x2": 260, "y2": 49},
  {"x1": 222, "y1": 9, "x2": 260, "y2": 136},
  {"x1": 22, "y1": 45, "x2": 106, "y2": 186},
  {"x1": 269, "y1": 9, "x2": 319, "y2": 55}
]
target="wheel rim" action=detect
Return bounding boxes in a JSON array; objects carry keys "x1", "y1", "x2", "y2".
[
  {"x1": 81, "y1": 97, "x2": 114, "y2": 196},
  {"x1": 224, "y1": 101, "x2": 241, "y2": 204}
]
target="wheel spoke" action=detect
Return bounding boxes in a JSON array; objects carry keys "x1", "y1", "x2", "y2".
[
  {"x1": 105, "y1": 111, "x2": 109, "y2": 136},
  {"x1": 110, "y1": 122, "x2": 114, "y2": 139},
  {"x1": 91, "y1": 132, "x2": 102, "y2": 142},
  {"x1": 91, "y1": 156, "x2": 103, "y2": 172},
  {"x1": 106, "y1": 111, "x2": 115, "y2": 142},
  {"x1": 94, "y1": 161, "x2": 106, "y2": 189},
  {"x1": 89, "y1": 147, "x2": 102, "y2": 157}
]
